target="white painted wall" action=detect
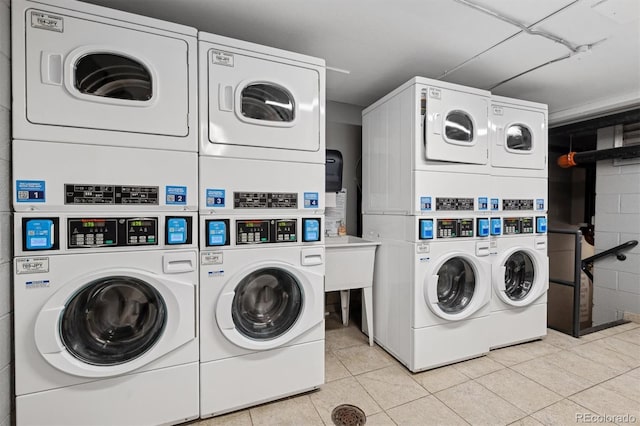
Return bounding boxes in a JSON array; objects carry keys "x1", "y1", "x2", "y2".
[
  {"x1": 592, "y1": 126, "x2": 640, "y2": 326},
  {"x1": 0, "y1": 0, "x2": 11, "y2": 424}
]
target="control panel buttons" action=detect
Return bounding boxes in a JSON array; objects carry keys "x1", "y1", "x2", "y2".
[
  {"x1": 536, "y1": 216, "x2": 547, "y2": 234},
  {"x1": 302, "y1": 218, "x2": 321, "y2": 242},
  {"x1": 24, "y1": 219, "x2": 56, "y2": 250},
  {"x1": 477, "y1": 218, "x2": 489, "y2": 237},
  {"x1": 491, "y1": 218, "x2": 502, "y2": 236},
  {"x1": 419, "y1": 219, "x2": 433, "y2": 240},
  {"x1": 207, "y1": 220, "x2": 229, "y2": 247}
]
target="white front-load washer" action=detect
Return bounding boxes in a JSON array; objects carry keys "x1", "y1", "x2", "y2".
[
  {"x1": 199, "y1": 215, "x2": 324, "y2": 417},
  {"x1": 13, "y1": 212, "x2": 199, "y2": 426},
  {"x1": 362, "y1": 76, "x2": 492, "y2": 216},
  {"x1": 12, "y1": 0, "x2": 198, "y2": 151},
  {"x1": 489, "y1": 214, "x2": 549, "y2": 349},
  {"x1": 363, "y1": 214, "x2": 492, "y2": 372}
]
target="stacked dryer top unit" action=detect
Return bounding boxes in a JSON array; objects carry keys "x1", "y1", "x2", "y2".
[
  {"x1": 198, "y1": 215, "x2": 324, "y2": 417},
  {"x1": 12, "y1": 0, "x2": 198, "y2": 212},
  {"x1": 362, "y1": 77, "x2": 492, "y2": 216},
  {"x1": 13, "y1": 212, "x2": 199, "y2": 425},
  {"x1": 363, "y1": 214, "x2": 491, "y2": 372},
  {"x1": 198, "y1": 32, "x2": 326, "y2": 214}
]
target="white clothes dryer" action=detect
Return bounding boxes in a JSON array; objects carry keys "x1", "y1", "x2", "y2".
[
  {"x1": 488, "y1": 214, "x2": 549, "y2": 349},
  {"x1": 13, "y1": 212, "x2": 199, "y2": 426},
  {"x1": 362, "y1": 77, "x2": 491, "y2": 215},
  {"x1": 12, "y1": 0, "x2": 198, "y2": 151},
  {"x1": 198, "y1": 32, "x2": 325, "y2": 165},
  {"x1": 490, "y1": 96, "x2": 548, "y2": 180},
  {"x1": 199, "y1": 215, "x2": 324, "y2": 417},
  {"x1": 13, "y1": 140, "x2": 198, "y2": 212},
  {"x1": 363, "y1": 214, "x2": 491, "y2": 372}
]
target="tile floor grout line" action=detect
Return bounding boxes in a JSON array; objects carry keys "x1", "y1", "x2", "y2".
[{"x1": 430, "y1": 388, "x2": 473, "y2": 426}]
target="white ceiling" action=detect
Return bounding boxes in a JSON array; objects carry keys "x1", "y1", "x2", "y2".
[{"x1": 81, "y1": 0, "x2": 640, "y2": 125}]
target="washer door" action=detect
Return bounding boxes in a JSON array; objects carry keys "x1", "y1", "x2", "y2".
[
  {"x1": 494, "y1": 247, "x2": 548, "y2": 306},
  {"x1": 424, "y1": 252, "x2": 491, "y2": 321},
  {"x1": 34, "y1": 269, "x2": 195, "y2": 377},
  {"x1": 216, "y1": 262, "x2": 322, "y2": 350}
]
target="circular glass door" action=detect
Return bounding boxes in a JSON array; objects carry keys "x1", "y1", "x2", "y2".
[
  {"x1": 60, "y1": 276, "x2": 166, "y2": 365},
  {"x1": 445, "y1": 111, "x2": 474, "y2": 143},
  {"x1": 241, "y1": 83, "x2": 295, "y2": 122},
  {"x1": 503, "y1": 251, "x2": 535, "y2": 301},
  {"x1": 232, "y1": 267, "x2": 303, "y2": 340},
  {"x1": 436, "y1": 257, "x2": 476, "y2": 313}
]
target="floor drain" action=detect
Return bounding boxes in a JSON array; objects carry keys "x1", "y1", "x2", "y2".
[{"x1": 331, "y1": 404, "x2": 367, "y2": 426}]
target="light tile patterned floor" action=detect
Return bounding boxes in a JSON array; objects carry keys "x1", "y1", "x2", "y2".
[{"x1": 194, "y1": 318, "x2": 640, "y2": 426}]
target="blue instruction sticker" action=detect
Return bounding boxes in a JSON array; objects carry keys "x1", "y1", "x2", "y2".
[
  {"x1": 420, "y1": 196, "x2": 432, "y2": 211},
  {"x1": 536, "y1": 199, "x2": 545, "y2": 211},
  {"x1": 304, "y1": 192, "x2": 319, "y2": 208},
  {"x1": 491, "y1": 198, "x2": 500, "y2": 211},
  {"x1": 478, "y1": 197, "x2": 488, "y2": 211},
  {"x1": 16, "y1": 180, "x2": 45, "y2": 203},
  {"x1": 166, "y1": 186, "x2": 187, "y2": 205},
  {"x1": 206, "y1": 189, "x2": 225, "y2": 207}
]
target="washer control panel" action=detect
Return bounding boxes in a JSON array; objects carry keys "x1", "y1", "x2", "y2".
[
  {"x1": 67, "y1": 217, "x2": 158, "y2": 248},
  {"x1": 236, "y1": 219, "x2": 298, "y2": 244},
  {"x1": 65, "y1": 184, "x2": 159, "y2": 205},
  {"x1": 502, "y1": 199, "x2": 534, "y2": 211},
  {"x1": 503, "y1": 217, "x2": 534, "y2": 235},
  {"x1": 436, "y1": 218, "x2": 474, "y2": 238},
  {"x1": 234, "y1": 192, "x2": 297, "y2": 209}
]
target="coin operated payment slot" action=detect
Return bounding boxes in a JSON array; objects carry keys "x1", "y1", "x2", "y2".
[
  {"x1": 477, "y1": 218, "x2": 489, "y2": 237},
  {"x1": 302, "y1": 218, "x2": 321, "y2": 242},
  {"x1": 23, "y1": 218, "x2": 59, "y2": 251},
  {"x1": 490, "y1": 218, "x2": 502, "y2": 236},
  {"x1": 536, "y1": 216, "x2": 547, "y2": 234},
  {"x1": 206, "y1": 219, "x2": 229, "y2": 247},
  {"x1": 419, "y1": 219, "x2": 433, "y2": 240},
  {"x1": 166, "y1": 217, "x2": 192, "y2": 245}
]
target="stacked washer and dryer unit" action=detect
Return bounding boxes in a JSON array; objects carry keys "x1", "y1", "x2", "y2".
[
  {"x1": 487, "y1": 96, "x2": 549, "y2": 349},
  {"x1": 362, "y1": 77, "x2": 494, "y2": 372},
  {"x1": 12, "y1": 0, "x2": 200, "y2": 424},
  {"x1": 197, "y1": 33, "x2": 327, "y2": 417},
  {"x1": 362, "y1": 77, "x2": 550, "y2": 372}
]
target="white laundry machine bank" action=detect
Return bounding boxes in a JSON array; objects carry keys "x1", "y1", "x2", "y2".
[
  {"x1": 363, "y1": 214, "x2": 491, "y2": 372},
  {"x1": 488, "y1": 213, "x2": 549, "y2": 349},
  {"x1": 12, "y1": 0, "x2": 198, "y2": 151},
  {"x1": 362, "y1": 76, "x2": 492, "y2": 216},
  {"x1": 199, "y1": 215, "x2": 325, "y2": 417},
  {"x1": 13, "y1": 211, "x2": 199, "y2": 426}
]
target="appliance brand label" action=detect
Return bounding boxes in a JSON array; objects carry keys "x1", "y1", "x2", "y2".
[
  {"x1": 428, "y1": 88, "x2": 441, "y2": 99},
  {"x1": 493, "y1": 106, "x2": 504, "y2": 116},
  {"x1": 16, "y1": 180, "x2": 46, "y2": 203},
  {"x1": 206, "y1": 189, "x2": 226, "y2": 207},
  {"x1": 16, "y1": 257, "x2": 50, "y2": 274},
  {"x1": 208, "y1": 270, "x2": 224, "y2": 277},
  {"x1": 201, "y1": 251, "x2": 223, "y2": 265},
  {"x1": 25, "y1": 279, "x2": 50, "y2": 289},
  {"x1": 212, "y1": 50, "x2": 234, "y2": 67},
  {"x1": 165, "y1": 186, "x2": 187, "y2": 205},
  {"x1": 31, "y1": 12, "x2": 64, "y2": 32}
]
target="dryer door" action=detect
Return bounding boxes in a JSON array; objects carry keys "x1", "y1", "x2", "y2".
[
  {"x1": 34, "y1": 269, "x2": 195, "y2": 377},
  {"x1": 494, "y1": 247, "x2": 548, "y2": 307},
  {"x1": 422, "y1": 86, "x2": 488, "y2": 165},
  {"x1": 424, "y1": 252, "x2": 491, "y2": 321},
  {"x1": 491, "y1": 106, "x2": 546, "y2": 170},
  {"x1": 205, "y1": 46, "x2": 321, "y2": 153},
  {"x1": 216, "y1": 262, "x2": 323, "y2": 351},
  {"x1": 24, "y1": 9, "x2": 190, "y2": 137}
]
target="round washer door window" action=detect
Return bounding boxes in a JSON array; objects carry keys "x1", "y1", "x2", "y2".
[
  {"x1": 232, "y1": 267, "x2": 303, "y2": 340},
  {"x1": 60, "y1": 276, "x2": 166, "y2": 365},
  {"x1": 504, "y1": 251, "x2": 535, "y2": 301},
  {"x1": 436, "y1": 257, "x2": 476, "y2": 313}
]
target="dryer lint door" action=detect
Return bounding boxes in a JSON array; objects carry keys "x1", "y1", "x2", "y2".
[
  {"x1": 491, "y1": 106, "x2": 546, "y2": 170},
  {"x1": 24, "y1": 9, "x2": 190, "y2": 137},
  {"x1": 216, "y1": 262, "x2": 322, "y2": 350},
  {"x1": 206, "y1": 48, "x2": 321, "y2": 152},
  {"x1": 494, "y1": 247, "x2": 548, "y2": 307},
  {"x1": 422, "y1": 86, "x2": 488, "y2": 165},
  {"x1": 424, "y1": 252, "x2": 490, "y2": 321}
]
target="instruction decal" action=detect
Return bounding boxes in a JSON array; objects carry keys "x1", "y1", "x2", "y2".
[
  {"x1": 206, "y1": 189, "x2": 226, "y2": 207},
  {"x1": 16, "y1": 180, "x2": 46, "y2": 203},
  {"x1": 16, "y1": 257, "x2": 49, "y2": 274},
  {"x1": 304, "y1": 192, "x2": 319, "y2": 208},
  {"x1": 166, "y1": 186, "x2": 187, "y2": 205},
  {"x1": 420, "y1": 196, "x2": 432, "y2": 211},
  {"x1": 212, "y1": 50, "x2": 234, "y2": 67}
]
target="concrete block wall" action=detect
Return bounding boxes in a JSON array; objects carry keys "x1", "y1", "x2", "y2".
[
  {"x1": 0, "y1": 0, "x2": 11, "y2": 424},
  {"x1": 593, "y1": 126, "x2": 640, "y2": 325}
]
